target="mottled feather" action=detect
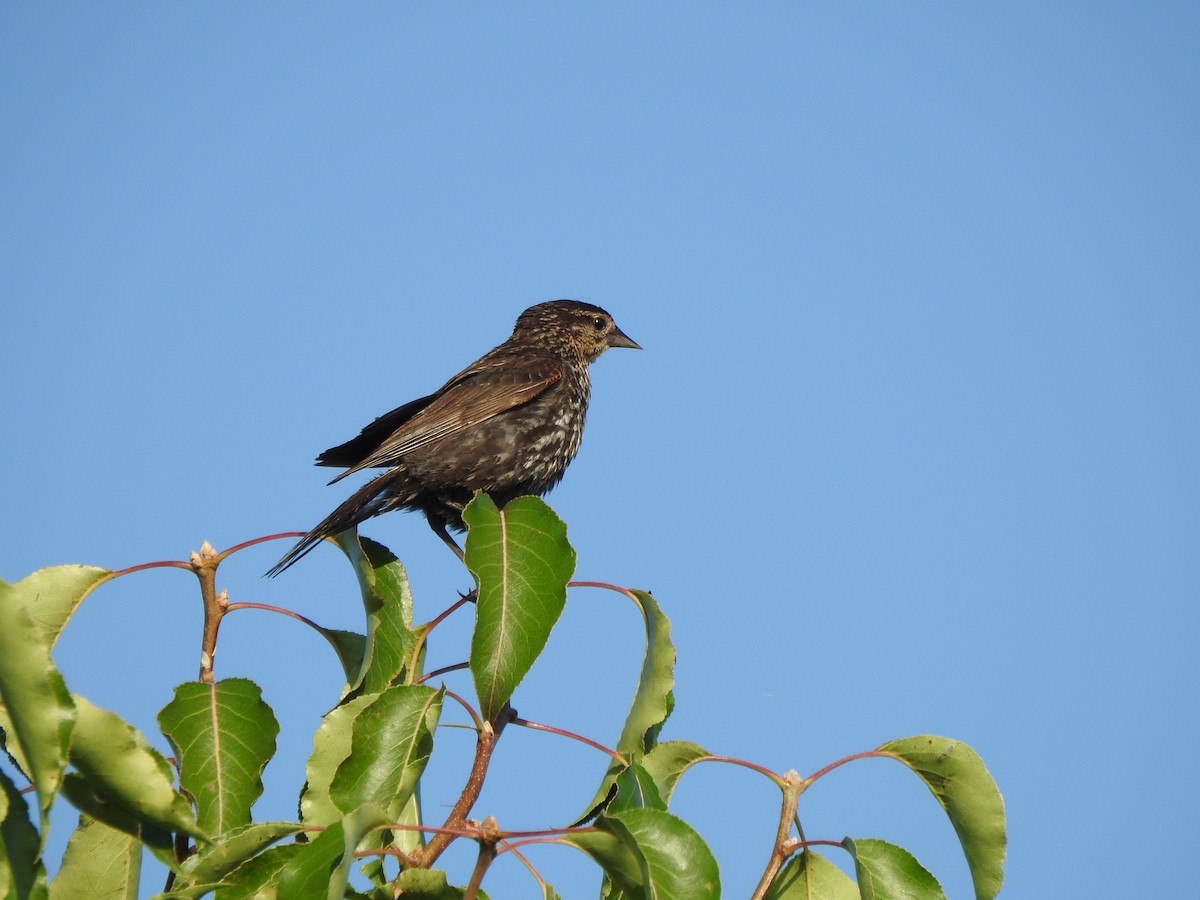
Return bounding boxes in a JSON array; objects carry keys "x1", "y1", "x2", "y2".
[{"x1": 268, "y1": 299, "x2": 638, "y2": 575}]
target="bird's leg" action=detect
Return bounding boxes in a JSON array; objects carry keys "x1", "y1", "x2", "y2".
[{"x1": 428, "y1": 516, "x2": 465, "y2": 561}]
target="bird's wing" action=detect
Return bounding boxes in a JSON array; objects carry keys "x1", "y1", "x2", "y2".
[
  {"x1": 316, "y1": 393, "x2": 438, "y2": 469},
  {"x1": 329, "y1": 360, "x2": 563, "y2": 481}
]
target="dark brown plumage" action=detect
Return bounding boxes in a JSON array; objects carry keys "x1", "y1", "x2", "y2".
[{"x1": 268, "y1": 300, "x2": 639, "y2": 575}]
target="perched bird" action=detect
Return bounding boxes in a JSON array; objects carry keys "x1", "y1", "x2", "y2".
[{"x1": 268, "y1": 300, "x2": 640, "y2": 575}]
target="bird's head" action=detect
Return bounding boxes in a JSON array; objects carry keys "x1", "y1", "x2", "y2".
[{"x1": 514, "y1": 299, "x2": 641, "y2": 362}]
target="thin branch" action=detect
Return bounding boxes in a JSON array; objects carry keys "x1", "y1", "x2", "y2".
[
  {"x1": 417, "y1": 661, "x2": 470, "y2": 683},
  {"x1": 750, "y1": 769, "x2": 804, "y2": 900},
  {"x1": 463, "y1": 818, "x2": 500, "y2": 900},
  {"x1": 510, "y1": 715, "x2": 627, "y2": 765},
  {"x1": 501, "y1": 843, "x2": 550, "y2": 892},
  {"x1": 224, "y1": 600, "x2": 328, "y2": 634},
  {"x1": 693, "y1": 753, "x2": 785, "y2": 785},
  {"x1": 405, "y1": 590, "x2": 477, "y2": 684},
  {"x1": 803, "y1": 750, "x2": 885, "y2": 786},
  {"x1": 419, "y1": 704, "x2": 513, "y2": 866},
  {"x1": 213, "y1": 531, "x2": 307, "y2": 563},
  {"x1": 111, "y1": 559, "x2": 193, "y2": 577},
  {"x1": 425, "y1": 590, "x2": 478, "y2": 632},
  {"x1": 189, "y1": 542, "x2": 224, "y2": 684},
  {"x1": 442, "y1": 688, "x2": 484, "y2": 731}
]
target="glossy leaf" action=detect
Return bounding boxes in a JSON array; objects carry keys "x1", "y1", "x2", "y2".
[
  {"x1": 764, "y1": 850, "x2": 859, "y2": 899},
  {"x1": 641, "y1": 740, "x2": 709, "y2": 806},
  {"x1": 607, "y1": 762, "x2": 666, "y2": 814},
  {"x1": 394, "y1": 868, "x2": 487, "y2": 898},
  {"x1": 328, "y1": 685, "x2": 441, "y2": 819},
  {"x1": 299, "y1": 694, "x2": 377, "y2": 827},
  {"x1": 325, "y1": 805, "x2": 392, "y2": 900},
  {"x1": 157, "y1": 679, "x2": 279, "y2": 837},
  {"x1": 563, "y1": 822, "x2": 645, "y2": 896},
  {"x1": 842, "y1": 837, "x2": 946, "y2": 900},
  {"x1": 59, "y1": 774, "x2": 176, "y2": 872},
  {"x1": 1, "y1": 764, "x2": 47, "y2": 900},
  {"x1": 336, "y1": 533, "x2": 420, "y2": 692},
  {"x1": 581, "y1": 588, "x2": 676, "y2": 816},
  {"x1": 48, "y1": 815, "x2": 140, "y2": 900},
  {"x1": 313, "y1": 628, "x2": 368, "y2": 688},
  {"x1": 176, "y1": 821, "x2": 305, "y2": 887},
  {"x1": 464, "y1": 494, "x2": 575, "y2": 722},
  {"x1": 0, "y1": 577, "x2": 75, "y2": 830},
  {"x1": 271, "y1": 805, "x2": 389, "y2": 900},
  {"x1": 0, "y1": 703, "x2": 32, "y2": 785},
  {"x1": 149, "y1": 886, "x2": 221, "y2": 900},
  {"x1": 211, "y1": 840, "x2": 304, "y2": 899},
  {"x1": 877, "y1": 735, "x2": 1006, "y2": 899},
  {"x1": 300, "y1": 691, "x2": 432, "y2": 883},
  {"x1": 5, "y1": 566, "x2": 115, "y2": 649},
  {"x1": 566, "y1": 808, "x2": 720, "y2": 900},
  {"x1": 68, "y1": 696, "x2": 201, "y2": 838}
]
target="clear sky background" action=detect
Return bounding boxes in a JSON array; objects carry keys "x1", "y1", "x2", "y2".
[{"x1": 2, "y1": 5, "x2": 1197, "y2": 898}]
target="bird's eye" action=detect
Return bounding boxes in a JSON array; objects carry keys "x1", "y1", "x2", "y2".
[{"x1": 592, "y1": 316, "x2": 606, "y2": 331}]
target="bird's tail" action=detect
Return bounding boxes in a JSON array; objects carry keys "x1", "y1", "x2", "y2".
[{"x1": 266, "y1": 471, "x2": 404, "y2": 576}]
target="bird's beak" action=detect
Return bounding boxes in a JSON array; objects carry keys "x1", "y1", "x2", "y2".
[{"x1": 607, "y1": 326, "x2": 642, "y2": 350}]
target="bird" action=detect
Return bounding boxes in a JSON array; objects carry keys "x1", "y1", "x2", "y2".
[{"x1": 268, "y1": 299, "x2": 640, "y2": 575}]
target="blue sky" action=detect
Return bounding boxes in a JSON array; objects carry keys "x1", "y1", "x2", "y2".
[{"x1": 3, "y1": 4, "x2": 1197, "y2": 897}]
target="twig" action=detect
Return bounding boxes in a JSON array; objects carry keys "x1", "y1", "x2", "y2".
[
  {"x1": 189, "y1": 542, "x2": 224, "y2": 684},
  {"x1": 419, "y1": 703, "x2": 513, "y2": 866},
  {"x1": 463, "y1": 818, "x2": 500, "y2": 900},
  {"x1": 750, "y1": 769, "x2": 805, "y2": 900},
  {"x1": 510, "y1": 715, "x2": 627, "y2": 765}
]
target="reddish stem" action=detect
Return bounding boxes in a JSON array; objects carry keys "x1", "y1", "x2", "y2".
[
  {"x1": 510, "y1": 715, "x2": 627, "y2": 765},
  {"x1": 692, "y1": 753, "x2": 784, "y2": 784},
  {"x1": 110, "y1": 559, "x2": 193, "y2": 577},
  {"x1": 441, "y1": 688, "x2": 484, "y2": 731},
  {"x1": 804, "y1": 750, "x2": 885, "y2": 786},
  {"x1": 213, "y1": 531, "x2": 307, "y2": 563},
  {"x1": 417, "y1": 661, "x2": 470, "y2": 683},
  {"x1": 419, "y1": 705, "x2": 513, "y2": 866},
  {"x1": 225, "y1": 601, "x2": 326, "y2": 633}
]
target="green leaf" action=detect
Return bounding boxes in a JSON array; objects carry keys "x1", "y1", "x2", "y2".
[
  {"x1": 48, "y1": 815, "x2": 140, "y2": 900},
  {"x1": 394, "y1": 868, "x2": 489, "y2": 898},
  {"x1": 387, "y1": 790, "x2": 424, "y2": 859},
  {"x1": 325, "y1": 805, "x2": 392, "y2": 900},
  {"x1": 270, "y1": 806, "x2": 389, "y2": 900},
  {"x1": 641, "y1": 741, "x2": 709, "y2": 806},
  {"x1": 842, "y1": 838, "x2": 946, "y2": 900},
  {"x1": 0, "y1": 702, "x2": 33, "y2": 785},
  {"x1": 59, "y1": 774, "x2": 176, "y2": 873},
  {"x1": 0, "y1": 578, "x2": 76, "y2": 832},
  {"x1": 157, "y1": 679, "x2": 280, "y2": 838},
  {"x1": 302, "y1": 686, "x2": 439, "y2": 880},
  {"x1": 4, "y1": 566, "x2": 115, "y2": 649},
  {"x1": 68, "y1": 695, "x2": 201, "y2": 839},
  {"x1": 563, "y1": 822, "x2": 644, "y2": 897},
  {"x1": 335, "y1": 534, "x2": 421, "y2": 692},
  {"x1": 1, "y1": 765, "x2": 48, "y2": 900},
  {"x1": 580, "y1": 588, "x2": 676, "y2": 817},
  {"x1": 877, "y1": 736, "x2": 1006, "y2": 899},
  {"x1": 565, "y1": 808, "x2": 720, "y2": 900},
  {"x1": 213, "y1": 839, "x2": 304, "y2": 899},
  {"x1": 764, "y1": 850, "x2": 859, "y2": 899},
  {"x1": 176, "y1": 821, "x2": 305, "y2": 887},
  {"x1": 607, "y1": 762, "x2": 666, "y2": 814},
  {"x1": 149, "y1": 886, "x2": 223, "y2": 900},
  {"x1": 300, "y1": 694, "x2": 378, "y2": 827},
  {"x1": 314, "y1": 629, "x2": 368, "y2": 688},
  {"x1": 463, "y1": 494, "x2": 575, "y2": 722},
  {"x1": 328, "y1": 685, "x2": 441, "y2": 819}
]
